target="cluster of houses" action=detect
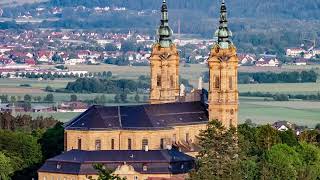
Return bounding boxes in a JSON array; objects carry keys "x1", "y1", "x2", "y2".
[
  {"x1": 0, "y1": 101, "x2": 89, "y2": 113},
  {"x1": 0, "y1": 30, "x2": 153, "y2": 68},
  {"x1": 286, "y1": 47, "x2": 320, "y2": 66},
  {"x1": 272, "y1": 121, "x2": 307, "y2": 136},
  {"x1": 238, "y1": 54, "x2": 280, "y2": 67}
]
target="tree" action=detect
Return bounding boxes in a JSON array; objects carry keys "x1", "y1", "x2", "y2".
[
  {"x1": 263, "y1": 144, "x2": 302, "y2": 179},
  {"x1": 70, "y1": 94, "x2": 78, "y2": 102},
  {"x1": 45, "y1": 86, "x2": 54, "y2": 92},
  {"x1": 106, "y1": 71, "x2": 112, "y2": 78},
  {"x1": 44, "y1": 94, "x2": 54, "y2": 102},
  {"x1": 256, "y1": 125, "x2": 280, "y2": 152},
  {"x1": 120, "y1": 91, "x2": 127, "y2": 102},
  {"x1": 39, "y1": 122, "x2": 64, "y2": 160},
  {"x1": 24, "y1": 94, "x2": 32, "y2": 102},
  {"x1": 295, "y1": 142, "x2": 320, "y2": 179},
  {"x1": 189, "y1": 120, "x2": 238, "y2": 179},
  {"x1": 114, "y1": 94, "x2": 120, "y2": 103},
  {"x1": 0, "y1": 152, "x2": 14, "y2": 180},
  {"x1": 89, "y1": 164, "x2": 126, "y2": 180},
  {"x1": 134, "y1": 93, "x2": 140, "y2": 102},
  {"x1": 315, "y1": 123, "x2": 320, "y2": 130}
]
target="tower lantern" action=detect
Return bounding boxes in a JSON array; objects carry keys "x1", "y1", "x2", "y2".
[{"x1": 207, "y1": 0, "x2": 239, "y2": 128}]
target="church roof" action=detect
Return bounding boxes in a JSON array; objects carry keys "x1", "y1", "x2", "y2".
[
  {"x1": 65, "y1": 101, "x2": 208, "y2": 131},
  {"x1": 38, "y1": 149, "x2": 195, "y2": 175}
]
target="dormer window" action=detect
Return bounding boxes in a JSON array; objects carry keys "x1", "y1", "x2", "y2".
[
  {"x1": 57, "y1": 163, "x2": 61, "y2": 169},
  {"x1": 143, "y1": 164, "x2": 148, "y2": 171}
]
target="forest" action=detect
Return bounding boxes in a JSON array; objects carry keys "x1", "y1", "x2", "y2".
[
  {"x1": 202, "y1": 70, "x2": 318, "y2": 84},
  {"x1": 2, "y1": 0, "x2": 320, "y2": 55},
  {"x1": 0, "y1": 113, "x2": 63, "y2": 179}
]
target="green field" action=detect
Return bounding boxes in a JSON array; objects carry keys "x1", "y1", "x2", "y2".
[
  {"x1": 1, "y1": 64, "x2": 320, "y2": 127},
  {"x1": 15, "y1": 97, "x2": 320, "y2": 128}
]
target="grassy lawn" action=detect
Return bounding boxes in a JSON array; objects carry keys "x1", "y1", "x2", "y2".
[{"x1": 239, "y1": 102, "x2": 320, "y2": 128}]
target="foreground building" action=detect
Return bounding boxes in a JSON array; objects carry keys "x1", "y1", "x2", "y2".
[{"x1": 38, "y1": 0, "x2": 239, "y2": 179}]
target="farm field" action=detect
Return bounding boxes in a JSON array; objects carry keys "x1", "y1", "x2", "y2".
[
  {"x1": 239, "y1": 97, "x2": 320, "y2": 127},
  {"x1": 0, "y1": 64, "x2": 320, "y2": 127},
  {"x1": 17, "y1": 97, "x2": 320, "y2": 128}
]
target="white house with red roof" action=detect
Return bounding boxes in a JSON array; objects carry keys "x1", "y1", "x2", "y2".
[
  {"x1": 286, "y1": 48, "x2": 305, "y2": 57},
  {"x1": 255, "y1": 57, "x2": 280, "y2": 67}
]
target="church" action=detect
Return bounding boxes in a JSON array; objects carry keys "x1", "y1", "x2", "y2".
[{"x1": 38, "y1": 0, "x2": 239, "y2": 179}]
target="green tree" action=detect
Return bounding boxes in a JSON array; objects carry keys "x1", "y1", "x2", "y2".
[
  {"x1": 45, "y1": 86, "x2": 54, "y2": 92},
  {"x1": 114, "y1": 94, "x2": 120, "y2": 103},
  {"x1": 70, "y1": 94, "x2": 78, "y2": 102},
  {"x1": 120, "y1": 91, "x2": 127, "y2": 102},
  {"x1": 89, "y1": 164, "x2": 126, "y2": 180},
  {"x1": 24, "y1": 94, "x2": 32, "y2": 102},
  {"x1": 256, "y1": 125, "x2": 280, "y2": 152},
  {"x1": 189, "y1": 121, "x2": 238, "y2": 179},
  {"x1": 263, "y1": 144, "x2": 302, "y2": 180},
  {"x1": 279, "y1": 129, "x2": 299, "y2": 147},
  {"x1": 295, "y1": 142, "x2": 320, "y2": 179},
  {"x1": 39, "y1": 122, "x2": 64, "y2": 160},
  {"x1": 134, "y1": 93, "x2": 140, "y2": 102},
  {"x1": 44, "y1": 94, "x2": 54, "y2": 102},
  {"x1": 0, "y1": 152, "x2": 14, "y2": 180}
]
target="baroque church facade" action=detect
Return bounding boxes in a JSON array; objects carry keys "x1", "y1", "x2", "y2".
[{"x1": 38, "y1": 0, "x2": 239, "y2": 180}]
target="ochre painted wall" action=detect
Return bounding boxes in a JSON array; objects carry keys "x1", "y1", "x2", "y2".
[
  {"x1": 65, "y1": 124, "x2": 207, "y2": 151},
  {"x1": 207, "y1": 45, "x2": 239, "y2": 128},
  {"x1": 149, "y1": 43, "x2": 180, "y2": 104}
]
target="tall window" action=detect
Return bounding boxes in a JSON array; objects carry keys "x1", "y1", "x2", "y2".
[
  {"x1": 95, "y1": 139, "x2": 101, "y2": 150},
  {"x1": 229, "y1": 76, "x2": 233, "y2": 90},
  {"x1": 160, "y1": 138, "x2": 165, "y2": 149},
  {"x1": 142, "y1": 139, "x2": 148, "y2": 150},
  {"x1": 157, "y1": 75, "x2": 161, "y2": 87},
  {"x1": 128, "y1": 138, "x2": 132, "y2": 150},
  {"x1": 215, "y1": 77, "x2": 220, "y2": 89},
  {"x1": 77, "y1": 138, "x2": 82, "y2": 150},
  {"x1": 170, "y1": 75, "x2": 174, "y2": 87},
  {"x1": 111, "y1": 139, "x2": 115, "y2": 150}
]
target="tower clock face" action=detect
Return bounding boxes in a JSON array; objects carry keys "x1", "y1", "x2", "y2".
[{"x1": 218, "y1": 56, "x2": 230, "y2": 62}]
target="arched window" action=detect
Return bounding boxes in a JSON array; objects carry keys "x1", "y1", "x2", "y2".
[
  {"x1": 170, "y1": 75, "x2": 174, "y2": 87},
  {"x1": 77, "y1": 138, "x2": 82, "y2": 150},
  {"x1": 157, "y1": 75, "x2": 161, "y2": 87},
  {"x1": 160, "y1": 138, "x2": 165, "y2": 149},
  {"x1": 215, "y1": 76, "x2": 220, "y2": 89},
  {"x1": 142, "y1": 139, "x2": 148, "y2": 150},
  {"x1": 95, "y1": 139, "x2": 101, "y2": 150},
  {"x1": 229, "y1": 76, "x2": 233, "y2": 90},
  {"x1": 111, "y1": 139, "x2": 115, "y2": 150},
  {"x1": 128, "y1": 138, "x2": 132, "y2": 150}
]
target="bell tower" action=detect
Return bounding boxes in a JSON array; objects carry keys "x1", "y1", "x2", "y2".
[
  {"x1": 207, "y1": 0, "x2": 239, "y2": 128},
  {"x1": 149, "y1": 0, "x2": 180, "y2": 104}
]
